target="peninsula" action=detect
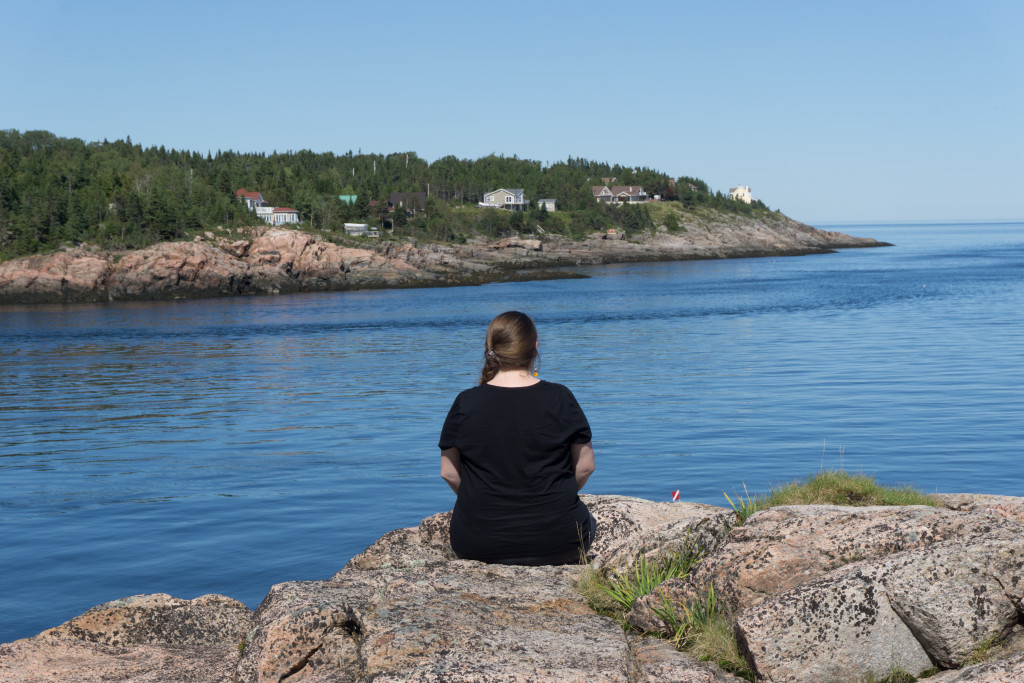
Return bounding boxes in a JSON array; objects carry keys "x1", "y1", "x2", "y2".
[{"x1": 0, "y1": 130, "x2": 890, "y2": 305}]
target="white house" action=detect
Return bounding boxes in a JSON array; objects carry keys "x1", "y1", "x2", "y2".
[
  {"x1": 255, "y1": 205, "x2": 299, "y2": 225},
  {"x1": 480, "y1": 188, "x2": 528, "y2": 211},
  {"x1": 729, "y1": 185, "x2": 752, "y2": 204},
  {"x1": 536, "y1": 198, "x2": 557, "y2": 211},
  {"x1": 237, "y1": 188, "x2": 301, "y2": 225},
  {"x1": 592, "y1": 185, "x2": 648, "y2": 204},
  {"x1": 271, "y1": 208, "x2": 299, "y2": 225}
]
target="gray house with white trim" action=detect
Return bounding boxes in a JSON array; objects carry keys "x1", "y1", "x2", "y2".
[{"x1": 480, "y1": 188, "x2": 528, "y2": 211}]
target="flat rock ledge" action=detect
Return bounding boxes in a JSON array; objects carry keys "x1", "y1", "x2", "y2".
[{"x1": 2, "y1": 493, "x2": 1022, "y2": 682}]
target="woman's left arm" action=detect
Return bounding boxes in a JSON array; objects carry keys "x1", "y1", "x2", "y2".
[
  {"x1": 570, "y1": 441, "x2": 595, "y2": 491},
  {"x1": 440, "y1": 447, "x2": 462, "y2": 493}
]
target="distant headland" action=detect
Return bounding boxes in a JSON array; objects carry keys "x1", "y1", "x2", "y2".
[{"x1": 0, "y1": 130, "x2": 889, "y2": 304}]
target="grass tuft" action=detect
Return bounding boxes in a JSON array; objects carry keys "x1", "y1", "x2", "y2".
[
  {"x1": 577, "y1": 529, "x2": 704, "y2": 621},
  {"x1": 596, "y1": 550, "x2": 705, "y2": 615},
  {"x1": 762, "y1": 470, "x2": 938, "y2": 508},
  {"x1": 651, "y1": 587, "x2": 755, "y2": 681},
  {"x1": 962, "y1": 633, "x2": 1010, "y2": 666},
  {"x1": 722, "y1": 470, "x2": 938, "y2": 526},
  {"x1": 723, "y1": 482, "x2": 761, "y2": 523}
]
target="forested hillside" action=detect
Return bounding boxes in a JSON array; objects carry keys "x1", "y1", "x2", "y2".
[{"x1": 0, "y1": 130, "x2": 770, "y2": 260}]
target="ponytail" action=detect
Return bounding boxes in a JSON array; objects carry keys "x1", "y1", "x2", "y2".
[{"x1": 479, "y1": 311, "x2": 538, "y2": 384}]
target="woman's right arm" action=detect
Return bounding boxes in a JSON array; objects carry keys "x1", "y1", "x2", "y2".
[
  {"x1": 570, "y1": 441, "x2": 595, "y2": 491},
  {"x1": 440, "y1": 447, "x2": 462, "y2": 493}
]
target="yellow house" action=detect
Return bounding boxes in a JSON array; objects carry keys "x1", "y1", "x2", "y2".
[{"x1": 729, "y1": 185, "x2": 752, "y2": 204}]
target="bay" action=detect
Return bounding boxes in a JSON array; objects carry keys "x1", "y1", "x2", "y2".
[{"x1": 1, "y1": 220, "x2": 1022, "y2": 643}]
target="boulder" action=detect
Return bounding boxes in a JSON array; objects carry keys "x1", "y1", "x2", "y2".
[
  {"x1": 0, "y1": 594, "x2": 252, "y2": 682},
  {"x1": 927, "y1": 650, "x2": 1024, "y2": 682},
  {"x1": 343, "y1": 511, "x2": 456, "y2": 571},
  {"x1": 629, "y1": 504, "x2": 1019, "y2": 631},
  {"x1": 237, "y1": 562, "x2": 746, "y2": 682},
  {"x1": 736, "y1": 567, "x2": 933, "y2": 683},
  {"x1": 234, "y1": 578, "x2": 385, "y2": 682},
  {"x1": 582, "y1": 495, "x2": 734, "y2": 571},
  {"x1": 735, "y1": 526, "x2": 1024, "y2": 681}
]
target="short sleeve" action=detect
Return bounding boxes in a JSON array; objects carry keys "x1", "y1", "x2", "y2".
[
  {"x1": 562, "y1": 387, "x2": 592, "y2": 445},
  {"x1": 438, "y1": 393, "x2": 463, "y2": 450}
]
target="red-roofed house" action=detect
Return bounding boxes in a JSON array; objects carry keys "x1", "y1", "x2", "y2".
[
  {"x1": 237, "y1": 188, "x2": 301, "y2": 225},
  {"x1": 235, "y1": 189, "x2": 266, "y2": 211}
]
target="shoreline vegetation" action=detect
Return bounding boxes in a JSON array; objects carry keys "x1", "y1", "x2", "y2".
[{"x1": 0, "y1": 129, "x2": 890, "y2": 305}]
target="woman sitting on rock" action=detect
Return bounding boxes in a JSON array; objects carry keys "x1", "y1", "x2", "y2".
[{"x1": 438, "y1": 310, "x2": 597, "y2": 565}]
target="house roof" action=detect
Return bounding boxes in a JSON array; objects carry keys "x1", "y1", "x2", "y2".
[
  {"x1": 609, "y1": 186, "x2": 645, "y2": 197},
  {"x1": 235, "y1": 189, "x2": 262, "y2": 200},
  {"x1": 273, "y1": 207, "x2": 298, "y2": 213},
  {"x1": 592, "y1": 186, "x2": 611, "y2": 195},
  {"x1": 485, "y1": 188, "x2": 524, "y2": 198},
  {"x1": 389, "y1": 192, "x2": 427, "y2": 208}
]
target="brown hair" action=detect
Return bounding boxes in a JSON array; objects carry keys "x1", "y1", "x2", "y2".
[{"x1": 480, "y1": 311, "x2": 538, "y2": 384}]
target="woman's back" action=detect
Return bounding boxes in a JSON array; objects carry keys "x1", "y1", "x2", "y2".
[{"x1": 439, "y1": 381, "x2": 593, "y2": 564}]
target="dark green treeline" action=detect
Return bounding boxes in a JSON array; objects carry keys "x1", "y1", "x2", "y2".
[{"x1": 0, "y1": 129, "x2": 768, "y2": 259}]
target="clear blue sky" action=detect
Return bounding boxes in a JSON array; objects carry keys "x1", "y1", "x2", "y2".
[{"x1": 3, "y1": 0, "x2": 1021, "y2": 224}]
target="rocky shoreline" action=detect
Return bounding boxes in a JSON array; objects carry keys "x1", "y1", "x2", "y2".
[
  {"x1": 2, "y1": 493, "x2": 1021, "y2": 682},
  {"x1": 0, "y1": 210, "x2": 889, "y2": 305}
]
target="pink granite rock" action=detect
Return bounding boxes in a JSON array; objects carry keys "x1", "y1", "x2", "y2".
[
  {"x1": 629, "y1": 503, "x2": 1020, "y2": 633},
  {"x1": 0, "y1": 593, "x2": 252, "y2": 682},
  {"x1": 237, "y1": 562, "x2": 745, "y2": 683},
  {"x1": 927, "y1": 650, "x2": 1024, "y2": 682},
  {"x1": 736, "y1": 567, "x2": 933, "y2": 683},
  {"x1": 930, "y1": 493, "x2": 1024, "y2": 527},
  {"x1": 735, "y1": 526, "x2": 1024, "y2": 681},
  {"x1": 344, "y1": 495, "x2": 734, "y2": 573}
]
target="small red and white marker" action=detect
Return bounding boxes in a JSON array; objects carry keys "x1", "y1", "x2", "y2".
[{"x1": 671, "y1": 490, "x2": 680, "y2": 502}]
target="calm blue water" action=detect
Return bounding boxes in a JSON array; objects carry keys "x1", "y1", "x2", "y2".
[{"x1": 1, "y1": 221, "x2": 1022, "y2": 643}]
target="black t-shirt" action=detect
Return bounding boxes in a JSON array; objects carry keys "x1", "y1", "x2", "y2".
[{"x1": 438, "y1": 381, "x2": 593, "y2": 564}]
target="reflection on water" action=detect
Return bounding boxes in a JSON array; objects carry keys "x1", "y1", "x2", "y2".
[{"x1": 1, "y1": 221, "x2": 1023, "y2": 643}]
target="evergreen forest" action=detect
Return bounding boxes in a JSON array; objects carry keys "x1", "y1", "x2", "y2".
[{"x1": 0, "y1": 129, "x2": 770, "y2": 260}]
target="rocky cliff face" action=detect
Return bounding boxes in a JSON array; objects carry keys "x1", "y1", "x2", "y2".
[
  {"x1": 0, "y1": 213, "x2": 888, "y2": 305},
  {"x1": 1, "y1": 493, "x2": 1021, "y2": 682}
]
